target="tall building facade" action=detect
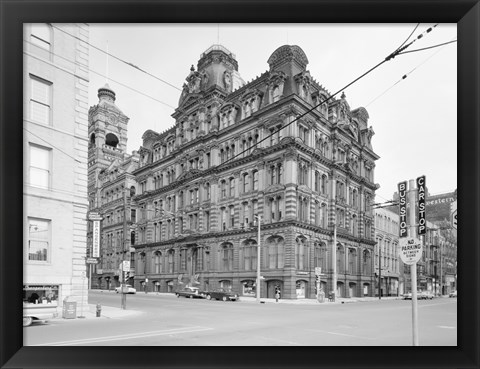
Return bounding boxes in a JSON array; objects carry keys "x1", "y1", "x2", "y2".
[
  {"x1": 24, "y1": 23, "x2": 90, "y2": 314},
  {"x1": 90, "y1": 44, "x2": 380, "y2": 299}
]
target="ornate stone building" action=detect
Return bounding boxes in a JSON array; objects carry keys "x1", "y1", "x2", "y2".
[
  {"x1": 88, "y1": 44, "x2": 380, "y2": 299},
  {"x1": 87, "y1": 84, "x2": 139, "y2": 289}
]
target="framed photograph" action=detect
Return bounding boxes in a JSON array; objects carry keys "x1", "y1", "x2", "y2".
[{"x1": 1, "y1": 1, "x2": 478, "y2": 368}]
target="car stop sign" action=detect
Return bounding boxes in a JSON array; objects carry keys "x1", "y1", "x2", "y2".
[{"x1": 451, "y1": 200, "x2": 457, "y2": 230}]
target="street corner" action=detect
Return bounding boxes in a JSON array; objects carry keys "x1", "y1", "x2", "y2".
[{"x1": 87, "y1": 304, "x2": 143, "y2": 319}]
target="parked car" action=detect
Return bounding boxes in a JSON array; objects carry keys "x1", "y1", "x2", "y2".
[
  {"x1": 418, "y1": 291, "x2": 434, "y2": 300},
  {"x1": 449, "y1": 290, "x2": 457, "y2": 298},
  {"x1": 403, "y1": 292, "x2": 412, "y2": 300},
  {"x1": 204, "y1": 288, "x2": 239, "y2": 301},
  {"x1": 175, "y1": 287, "x2": 205, "y2": 299},
  {"x1": 115, "y1": 284, "x2": 136, "y2": 294}
]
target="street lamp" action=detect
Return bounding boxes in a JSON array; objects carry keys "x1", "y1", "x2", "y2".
[{"x1": 255, "y1": 214, "x2": 262, "y2": 303}]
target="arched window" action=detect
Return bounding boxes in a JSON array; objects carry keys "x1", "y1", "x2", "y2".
[
  {"x1": 243, "y1": 173, "x2": 250, "y2": 193},
  {"x1": 229, "y1": 178, "x2": 235, "y2": 197},
  {"x1": 266, "y1": 236, "x2": 285, "y2": 269},
  {"x1": 337, "y1": 245, "x2": 345, "y2": 273},
  {"x1": 221, "y1": 243, "x2": 234, "y2": 271},
  {"x1": 362, "y1": 249, "x2": 372, "y2": 275},
  {"x1": 153, "y1": 251, "x2": 162, "y2": 274},
  {"x1": 252, "y1": 170, "x2": 259, "y2": 190},
  {"x1": 167, "y1": 249, "x2": 175, "y2": 273},
  {"x1": 241, "y1": 239, "x2": 257, "y2": 271},
  {"x1": 348, "y1": 248, "x2": 357, "y2": 274},
  {"x1": 105, "y1": 133, "x2": 119, "y2": 148},
  {"x1": 295, "y1": 237, "x2": 308, "y2": 270},
  {"x1": 314, "y1": 242, "x2": 327, "y2": 271}
]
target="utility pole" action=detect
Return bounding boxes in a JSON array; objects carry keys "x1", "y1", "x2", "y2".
[
  {"x1": 255, "y1": 215, "x2": 261, "y2": 303},
  {"x1": 121, "y1": 188, "x2": 128, "y2": 310},
  {"x1": 378, "y1": 244, "x2": 382, "y2": 300},
  {"x1": 408, "y1": 179, "x2": 419, "y2": 346}
]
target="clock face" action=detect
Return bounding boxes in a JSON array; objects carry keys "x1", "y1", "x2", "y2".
[{"x1": 107, "y1": 114, "x2": 117, "y2": 125}]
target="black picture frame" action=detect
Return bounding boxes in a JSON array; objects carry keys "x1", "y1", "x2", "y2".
[{"x1": 1, "y1": 0, "x2": 478, "y2": 368}]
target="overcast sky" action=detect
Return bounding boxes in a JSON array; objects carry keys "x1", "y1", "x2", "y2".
[{"x1": 87, "y1": 24, "x2": 457, "y2": 203}]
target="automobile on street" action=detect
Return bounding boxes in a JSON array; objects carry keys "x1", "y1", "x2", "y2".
[
  {"x1": 175, "y1": 287, "x2": 205, "y2": 299},
  {"x1": 114, "y1": 285, "x2": 136, "y2": 294},
  {"x1": 204, "y1": 288, "x2": 239, "y2": 301},
  {"x1": 449, "y1": 290, "x2": 457, "y2": 298},
  {"x1": 418, "y1": 291, "x2": 434, "y2": 300}
]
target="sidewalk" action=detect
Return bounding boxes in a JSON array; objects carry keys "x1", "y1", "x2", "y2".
[{"x1": 239, "y1": 296, "x2": 403, "y2": 305}]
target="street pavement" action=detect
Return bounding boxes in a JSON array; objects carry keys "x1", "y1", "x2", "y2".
[{"x1": 23, "y1": 290, "x2": 457, "y2": 346}]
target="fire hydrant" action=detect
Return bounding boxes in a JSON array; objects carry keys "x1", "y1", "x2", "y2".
[{"x1": 96, "y1": 303, "x2": 102, "y2": 317}]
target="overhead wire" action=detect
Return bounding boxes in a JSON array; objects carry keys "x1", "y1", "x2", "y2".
[
  {"x1": 23, "y1": 39, "x2": 177, "y2": 110},
  {"x1": 48, "y1": 24, "x2": 182, "y2": 92},
  {"x1": 216, "y1": 24, "x2": 441, "y2": 172}
]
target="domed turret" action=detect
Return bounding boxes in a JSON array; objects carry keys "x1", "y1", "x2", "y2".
[
  {"x1": 97, "y1": 83, "x2": 116, "y2": 103},
  {"x1": 178, "y1": 44, "x2": 245, "y2": 106},
  {"x1": 267, "y1": 45, "x2": 309, "y2": 75}
]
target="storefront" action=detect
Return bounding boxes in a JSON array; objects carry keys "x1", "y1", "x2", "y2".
[{"x1": 23, "y1": 284, "x2": 60, "y2": 324}]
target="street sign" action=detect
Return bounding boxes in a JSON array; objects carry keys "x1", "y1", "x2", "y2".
[
  {"x1": 122, "y1": 260, "x2": 130, "y2": 272},
  {"x1": 398, "y1": 181, "x2": 408, "y2": 237},
  {"x1": 88, "y1": 212, "x2": 103, "y2": 221},
  {"x1": 451, "y1": 200, "x2": 457, "y2": 230},
  {"x1": 92, "y1": 220, "x2": 100, "y2": 257},
  {"x1": 86, "y1": 258, "x2": 98, "y2": 264},
  {"x1": 417, "y1": 175, "x2": 426, "y2": 235},
  {"x1": 399, "y1": 237, "x2": 423, "y2": 265}
]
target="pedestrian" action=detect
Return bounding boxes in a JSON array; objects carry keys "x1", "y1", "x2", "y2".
[{"x1": 275, "y1": 291, "x2": 280, "y2": 303}]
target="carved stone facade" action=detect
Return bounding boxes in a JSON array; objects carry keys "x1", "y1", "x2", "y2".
[{"x1": 89, "y1": 44, "x2": 379, "y2": 299}]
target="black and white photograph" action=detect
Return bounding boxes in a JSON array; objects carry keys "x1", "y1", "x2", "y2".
[
  {"x1": 1, "y1": 1, "x2": 479, "y2": 367},
  {"x1": 22, "y1": 23, "x2": 458, "y2": 346}
]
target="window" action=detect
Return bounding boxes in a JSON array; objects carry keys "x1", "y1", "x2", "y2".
[
  {"x1": 221, "y1": 180, "x2": 227, "y2": 198},
  {"x1": 153, "y1": 251, "x2": 162, "y2": 274},
  {"x1": 221, "y1": 243, "x2": 234, "y2": 271},
  {"x1": 229, "y1": 178, "x2": 235, "y2": 197},
  {"x1": 252, "y1": 170, "x2": 259, "y2": 190},
  {"x1": 205, "y1": 183, "x2": 211, "y2": 200},
  {"x1": 295, "y1": 237, "x2": 308, "y2": 270},
  {"x1": 267, "y1": 236, "x2": 284, "y2": 269},
  {"x1": 30, "y1": 23, "x2": 51, "y2": 50},
  {"x1": 242, "y1": 240, "x2": 257, "y2": 270},
  {"x1": 204, "y1": 211, "x2": 210, "y2": 231},
  {"x1": 28, "y1": 218, "x2": 49, "y2": 262},
  {"x1": 29, "y1": 144, "x2": 50, "y2": 188},
  {"x1": 229, "y1": 206, "x2": 235, "y2": 228},
  {"x1": 243, "y1": 173, "x2": 250, "y2": 193},
  {"x1": 167, "y1": 249, "x2": 175, "y2": 273},
  {"x1": 30, "y1": 76, "x2": 52, "y2": 125}
]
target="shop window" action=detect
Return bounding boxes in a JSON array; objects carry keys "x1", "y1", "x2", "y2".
[{"x1": 23, "y1": 285, "x2": 58, "y2": 306}]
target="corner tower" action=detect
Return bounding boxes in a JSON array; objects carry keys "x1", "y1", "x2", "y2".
[{"x1": 88, "y1": 84, "x2": 129, "y2": 208}]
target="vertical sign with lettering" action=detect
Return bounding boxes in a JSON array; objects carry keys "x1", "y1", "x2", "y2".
[
  {"x1": 417, "y1": 175, "x2": 426, "y2": 235},
  {"x1": 92, "y1": 220, "x2": 100, "y2": 257},
  {"x1": 398, "y1": 181, "x2": 408, "y2": 238}
]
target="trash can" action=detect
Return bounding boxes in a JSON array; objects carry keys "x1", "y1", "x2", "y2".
[
  {"x1": 62, "y1": 298, "x2": 77, "y2": 319},
  {"x1": 317, "y1": 291, "x2": 325, "y2": 303}
]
